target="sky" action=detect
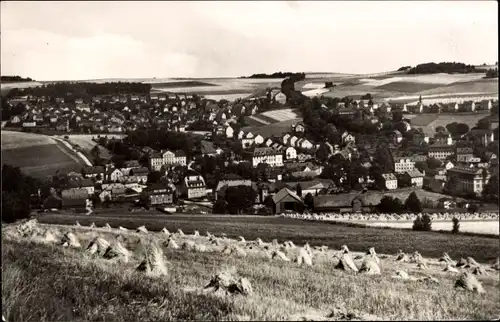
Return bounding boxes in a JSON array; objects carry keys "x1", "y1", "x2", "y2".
[{"x1": 1, "y1": 1, "x2": 498, "y2": 81}]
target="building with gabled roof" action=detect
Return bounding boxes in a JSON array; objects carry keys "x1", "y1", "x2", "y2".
[{"x1": 272, "y1": 188, "x2": 304, "y2": 214}]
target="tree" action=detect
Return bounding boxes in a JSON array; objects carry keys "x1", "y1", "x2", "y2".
[
  {"x1": 224, "y1": 185, "x2": 257, "y2": 214},
  {"x1": 212, "y1": 198, "x2": 227, "y2": 214},
  {"x1": 147, "y1": 171, "x2": 163, "y2": 184},
  {"x1": 413, "y1": 214, "x2": 432, "y2": 231},
  {"x1": 405, "y1": 192, "x2": 423, "y2": 213},
  {"x1": 443, "y1": 176, "x2": 461, "y2": 196},
  {"x1": 378, "y1": 196, "x2": 404, "y2": 213},
  {"x1": 2, "y1": 164, "x2": 40, "y2": 223},
  {"x1": 435, "y1": 126, "x2": 446, "y2": 133},
  {"x1": 468, "y1": 203, "x2": 479, "y2": 213},
  {"x1": 296, "y1": 184, "x2": 302, "y2": 198},
  {"x1": 452, "y1": 217, "x2": 460, "y2": 234},
  {"x1": 482, "y1": 174, "x2": 498, "y2": 204},
  {"x1": 426, "y1": 157, "x2": 442, "y2": 170},
  {"x1": 304, "y1": 193, "x2": 314, "y2": 210}
]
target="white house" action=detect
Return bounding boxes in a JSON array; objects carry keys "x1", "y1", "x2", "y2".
[
  {"x1": 285, "y1": 146, "x2": 297, "y2": 160},
  {"x1": 149, "y1": 150, "x2": 187, "y2": 171},
  {"x1": 382, "y1": 173, "x2": 398, "y2": 190},
  {"x1": 297, "y1": 138, "x2": 314, "y2": 150},
  {"x1": 289, "y1": 136, "x2": 299, "y2": 147},
  {"x1": 254, "y1": 134, "x2": 264, "y2": 145},
  {"x1": 107, "y1": 168, "x2": 124, "y2": 182},
  {"x1": 282, "y1": 133, "x2": 291, "y2": 145},
  {"x1": 265, "y1": 138, "x2": 274, "y2": 147},
  {"x1": 225, "y1": 125, "x2": 234, "y2": 138},
  {"x1": 252, "y1": 147, "x2": 284, "y2": 167},
  {"x1": 241, "y1": 132, "x2": 255, "y2": 148},
  {"x1": 237, "y1": 130, "x2": 245, "y2": 140}
]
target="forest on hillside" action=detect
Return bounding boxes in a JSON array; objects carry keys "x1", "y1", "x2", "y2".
[
  {"x1": 243, "y1": 72, "x2": 306, "y2": 79},
  {"x1": 406, "y1": 62, "x2": 477, "y2": 74}
]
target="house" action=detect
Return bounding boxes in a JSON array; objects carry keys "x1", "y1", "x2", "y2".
[
  {"x1": 289, "y1": 136, "x2": 299, "y2": 147},
  {"x1": 285, "y1": 146, "x2": 297, "y2": 160},
  {"x1": 455, "y1": 147, "x2": 474, "y2": 162},
  {"x1": 438, "y1": 198, "x2": 456, "y2": 209},
  {"x1": 444, "y1": 161, "x2": 455, "y2": 170},
  {"x1": 412, "y1": 132, "x2": 429, "y2": 145},
  {"x1": 148, "y1": 150, "x2": 187, "y2": 171},
  {"x1": 142, "y1": 184, "x2": 173, "y2": 206},
  {"x1": 82, "y1": 166, "x2": 105, "y2": 179},
  {"x1": 476, "y1": 99, "x2": 492, "y2": 111},
  {"x1": 428, "y1": 145, "x2": 454, "y2": 161},
  {"x1": 297, "y1": 138, "x2": 313, "y2": 150},
  {"x1": 292, "y1": 122, "x2": 306, "y2": 133},
  {"x1": 225, "y1": 124, "x2": 234, "y2": 138},
  {"x1": 241, "y1": 132, "x2": 255, "y2": 149},
  {"x1": 129, "y1": 167, "x2": 149, "y2": 183},
  {"x1": 274, "y1": 92, "x2": 287, "y2": 105},
  {"x1": 254, "y1": 134, "x2": 264, "y2": 145},
  {"x1": 10, "y1": 115, "x2": 21, "y2": 124},
  {"x1": 282, "y1": 133, "x2": 291, "y2": 145},
  {"x1": 341, "y1": 131, "x2": 356, "y2": 144},
  {"x1": 394, "y1": 156, "x2": 415, "y2": 173},
  {"x1": 392, "y1": 130, "x2": 403, "y2": 144},
  {"x1": 182, "y1": 173, "x2": 207, "y2": 199},
  {"x1": 434, "y1": 132, "x2": 453, "y2": 145},
  {"x1": 120, "y1": 160, "x2": 141, "y2": 174},
  {"x1": 381, "y1": 173, "x2": 398, "y2": 190},
  {"x1": 214, "y1": 175, "x2": 253, "y2": 200},
  {"x1": 297, "y1": 179, "x2": 334, "y2": 196},
  {"x1": 61, "y1": 188, "x2": 90, "y2": 210},
  {"x1": 338, "y1": 108, "x2": 356, "y2": 117},
  {"x1": 313, "y1": 191, "x2": 378, "y2": 213},
  {"x1": 66, "y1": 178, "x2": 95, "y2": 195},
  {"x1": 272, "y1": 188, "x2": 304, "y2": 214},
  {"x1": 22, "y1": 121, "x2": 36, "y2": 128},
  {"x1": 106, "y1": 168, "x2": 124, "y2": 182},
  {"x1": 403, "y1": 169, "x2": 424, "y2": 188},
  {"x1": 446, "y1": 166, "x2": 490, "y2": 195},
  {"x1": 466, "y1": 129, "x2": 495, "y2": 147},
  {"x1": 252, "y1": 147, "x2": 284, "y2": 167}
]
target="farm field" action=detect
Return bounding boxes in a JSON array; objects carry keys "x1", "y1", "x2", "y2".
[
  {"x1": 242, "y1": 118, "x2": 299, "y2": 139},
  {"x1": 34, "y1": 212, "x2": 499, "y2": 261},
  {"x1": 408, "y1": 114, "x2": 486, "y2": 136},
  {"x1": 352, "y1": 220, "x2": 499, "y2": 235},
  {"x1": 261, "y1": 108, "x2": 300, "y2": 122},
  {"x1": 3, "y1": 220, "x2": 499, "y2": 321},
  {"x1": 1, "y1": 131, "x2": 85, "y2": 179},
  {"x1": 54, "y1": 134, "x2": 124, "y2": 160}
]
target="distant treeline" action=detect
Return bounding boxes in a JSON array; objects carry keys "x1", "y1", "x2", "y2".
[
  {"x1": 406, "y1": 62, "x2": 477, "y2": 74},
  {"x1": 243, "y1": 72, "x2": 306, "y2": 79},
  {"x1": 397, "y1": 66, "x2": 412, "y2": 72},
  {"x1": 1, "y1": 76, "x2": 34, "y2": 82},
  {"x1": 4, "y1": 82, "x2": 151, "y2": 99}
]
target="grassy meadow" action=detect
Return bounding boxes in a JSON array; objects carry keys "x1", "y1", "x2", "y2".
[
  {"x1": 34, "y1": 212, "x2": 500, "y2": 262},
  {"x1": 2, "y1": 221, "x2": 500, "y2": 321}
]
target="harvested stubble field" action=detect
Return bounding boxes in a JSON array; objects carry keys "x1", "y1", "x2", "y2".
[
  {"x1": 1, "y1": 131, "x2": 85, "y2": 179},
  {"x1": 2, "y1": 221, "x2": 499, "y2": 321},
  {"x1": 35, "y1": 213, "x2": 499, "y2": 262},
  {"x1": 242, "y1": 119, "x2": 301, "y2": 139},
  {"x1": 408, "y1": 113, "x2": 488, "y2": 136}
]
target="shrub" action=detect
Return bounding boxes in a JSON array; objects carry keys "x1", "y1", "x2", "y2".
[
  {"x1": 468, "y1": 203, "x2": 479, "y2": 213},
  {"x1": 413, "y1": 214, "x2": 432, "y2": 231},
  {"x1": 452, "y1": 217, "x2": 460, "y2": 234}
]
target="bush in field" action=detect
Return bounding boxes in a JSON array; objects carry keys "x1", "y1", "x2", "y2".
[
  {"x1": 413, "y1": 214, "x2": 432, "y2": 231},
  {"x1": 452, "y1": 217, "x2": 460, "y2": 234}
]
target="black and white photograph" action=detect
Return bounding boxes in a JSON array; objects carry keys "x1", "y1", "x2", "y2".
[{"x1": 1, "y1": 1, "x2": 499, "y2": 321}]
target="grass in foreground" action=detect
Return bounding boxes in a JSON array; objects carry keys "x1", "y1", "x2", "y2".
[{"x1": 2, "y1": 231, "x2": 499, "y2": 322}]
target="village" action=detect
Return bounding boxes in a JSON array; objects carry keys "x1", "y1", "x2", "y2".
[{"x1": 3, "y1": 83, "x2": 499, "y2": 216}]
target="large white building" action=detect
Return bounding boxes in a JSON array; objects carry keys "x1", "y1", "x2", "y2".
[
  {"x1": 252, "y1": 147, "x2": 283, "y2": 167},
  {"x1": 394, "y1": 157, "x2": 415, "y2": 173},
  {"x1": 446, "y1": 166, "x2": 490, "y2": 195},
  {"x1": 149, "y1": 150, "x2": 187, "y2": 171}
]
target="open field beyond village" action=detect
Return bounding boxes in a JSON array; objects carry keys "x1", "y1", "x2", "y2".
[
  {"x1": 2, "y1": 219, "x2": 499, "y2": 322},
  {"x1": 1, "y1": 131, "x2": 86, "y2": 179}
]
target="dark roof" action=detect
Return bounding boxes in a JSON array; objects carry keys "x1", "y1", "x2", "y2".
[
  {"x1": 82, "y1": 166, "x2": 105, "y2": 175},
  {"x1": 201, "y1": 140, "x2": 217, "y2": 154},
  {"x1": 130, "y1": 167, "x2": 149, "y2": 175}
]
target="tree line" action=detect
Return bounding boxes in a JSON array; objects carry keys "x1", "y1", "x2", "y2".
[
  {"x1": 1, "y1": 76, "x2": 34, "y2": 82},
  {"x1": 243, "y1": 72, "x2": 306, "y2": 79},
  {"x1": 407, "y1": 62, "x2": 477, "y2": 74},
  {"x1": 2, "y1": 164, "x2": 41, "y2": 223},
  {"x1": 4, "y1": 82, "x2": 151, "y2": 100}
]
